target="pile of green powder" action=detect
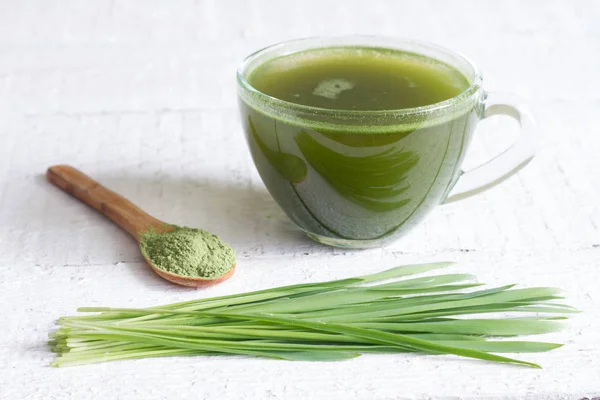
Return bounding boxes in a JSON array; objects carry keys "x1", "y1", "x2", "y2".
[{"x1": 139, "y1": 226, "x2": 235, "y2": 279}]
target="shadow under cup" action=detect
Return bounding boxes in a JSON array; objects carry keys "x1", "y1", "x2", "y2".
[{"x1": 237, "y1": 37, "x2": 484, "y2": 249}]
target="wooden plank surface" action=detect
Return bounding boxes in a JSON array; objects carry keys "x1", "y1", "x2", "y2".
[{"x1": 1, "y1": 0, "x2": 599, "y2": 399}]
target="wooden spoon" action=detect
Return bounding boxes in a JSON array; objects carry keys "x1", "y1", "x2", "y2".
[{"x1": 46, "y1": 165, "x2": 235, "y2": 287}]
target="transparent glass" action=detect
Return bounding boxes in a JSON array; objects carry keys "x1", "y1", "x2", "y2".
[{"x1": 237, "y1": 36, "x2": 538, "y2": 248}]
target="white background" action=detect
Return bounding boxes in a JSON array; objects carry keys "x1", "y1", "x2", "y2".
[{"x1": 1, "y1": 1, "x2": 599, "y2": 399}]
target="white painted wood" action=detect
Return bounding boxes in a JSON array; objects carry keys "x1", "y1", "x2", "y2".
[{"x1": 1, "y1": 0, "x2": 599, "y2": 398}]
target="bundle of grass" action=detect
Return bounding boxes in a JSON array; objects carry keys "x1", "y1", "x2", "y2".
[{"x1": 50, "y1": 262, "x2": 576, "y2": 368}]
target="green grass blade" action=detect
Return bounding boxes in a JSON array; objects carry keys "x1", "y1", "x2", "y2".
[
  {"x1": 370, "y1": 284, "x2": 483, "y2": 294},
  {"x1": 369, "y1": 274, "x2": 476, "y2": 290},
  {"x1": 299, "y1": 285, "x2": 515, "y2": 320},
  {"x1": 436, "y1": 341, "x2": 562, "y2": 353},
  {"x1": 196, "y1": 312, "x2": 541, "y2": 368},
  {"x1": 325, "y1": 287, "x2": 563, "y2": 322},
  {"x1": 356, "y1": 262, "x2": 454, "y2": 283},
  {"x1": 350, "y1": 318, "x2": 565, "y2": 336}
]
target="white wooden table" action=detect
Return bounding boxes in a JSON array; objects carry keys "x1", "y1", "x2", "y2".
[{"x1": 1, "y1": 1, "x2": 599, "y2": 399}]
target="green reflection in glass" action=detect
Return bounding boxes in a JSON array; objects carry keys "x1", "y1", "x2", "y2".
[
  {"x1": 295, "y1": 131, "x2": 419, "y2": 212},
  {"x1": 248, "y1": 117, "x2": 308, "y2": 183}
]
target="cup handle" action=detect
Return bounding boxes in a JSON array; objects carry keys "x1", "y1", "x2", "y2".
[{"x1": 443, "y1": 92, "x2": 539, "y2": 204}]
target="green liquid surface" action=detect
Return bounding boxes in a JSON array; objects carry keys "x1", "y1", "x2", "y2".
[{"x1": 248, "y1": 47, "x2": 469, "y2": 111}]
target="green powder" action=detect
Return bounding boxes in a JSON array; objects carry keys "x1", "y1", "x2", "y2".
[{"x1": 139, "y1": 226, "x2": 235, "y2": 279}]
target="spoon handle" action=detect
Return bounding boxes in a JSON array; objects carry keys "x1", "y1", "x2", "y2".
[{"x1": 47, "y1": 165, "x2": 163, "y2": 240}]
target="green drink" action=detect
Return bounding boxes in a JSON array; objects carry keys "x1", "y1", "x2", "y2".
[
  {"x1": 248, "y1": 47, "x2": 468, "y2": 111},
  {"x1": 237, "y1": 38, "x2": 537, "y2": 248}
]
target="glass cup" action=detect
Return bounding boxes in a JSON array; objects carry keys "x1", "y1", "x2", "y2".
[{"x1": 237, "y1": 36, "x2": 538, "y2": 249}]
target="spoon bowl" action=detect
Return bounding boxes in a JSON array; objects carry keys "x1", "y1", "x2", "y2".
[
  {"x1": 46, "y1": 165, "x2": 236, "y2": 288},
  {"x1": 145, "y1": 255, "x2": 236, "y2": 287}
]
